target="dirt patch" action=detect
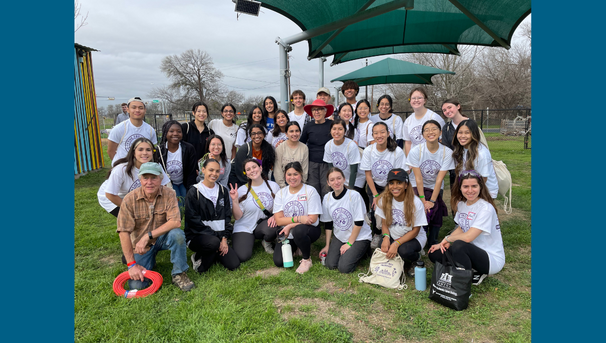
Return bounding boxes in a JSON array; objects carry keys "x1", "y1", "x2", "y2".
[
  {"x1": 253, "y1": 267, "x2": 283, "y2": 278},
  {"x1": 274, "y1": 297, "x2": 397, "y2": 342},
  {"x1": 100, "y1": 254, "x2": 118, "y2": 266},
  {"x1": 317, "y1": 281, "x2": 357, "y2": 295}
]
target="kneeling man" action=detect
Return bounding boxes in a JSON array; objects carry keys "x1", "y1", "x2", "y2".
[{"x1": 117, "y1": 162, "x2": 195, "y2": 291}]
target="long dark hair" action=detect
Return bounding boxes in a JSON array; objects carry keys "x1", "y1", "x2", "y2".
[
  {"x1": 203, "y1": 134, "x2": 228, "y2": 165},
  {"x1": 221, "y1": 103, "x2": 237, "y2": 124},
  {"x1": 451, "y1": 169, "x2": 497, "y2": 214},
  {"x1": 372, "y1": 122, "x2": 397, "y2": 152},
  {"x1": 452, "y1": 119, "x2": 481, "y2": 176},
  {"x1": 283, "y1": 161, "x2": 303, "y2": 175},
  {"x1": 240, "y1": 105, "x2": 267, "y2": 141},
  {"x1": 263, "y1": 96, "x2": 278, "y2": 117},
  {"x1": 378, "y1": 176, "x2": 416, "y2": 228},
  {"x1": 107, "y1": 137, "x2": 156, "y2": 179},
  {"x1": 336, "y1": 104, "x2": 355, "y2": 140},
  {"x1": 353, "y1": 99, "x2": 371, "y2": 129},
  {"x1": 377, "y1": 94, "x2": 393, "y2": 114},
  {"x1": 248, "y1": 123, "x2": 275, "y2": 176},
  {"x1": 273, "y1": 110, "x2": 290, "y2": 137},
  {"x1": 191, "y1": 101, "x2": 210, "y2": 122},
  {"x1": 238, "y1": 158, "x2": 276, "y2": 203}
]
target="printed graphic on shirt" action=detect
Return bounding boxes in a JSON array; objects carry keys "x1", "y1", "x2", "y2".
[
  {"x1": 332, "y1": 207, "x2": 353, "y2": 231},
  {"x1": 254, "y1": 192, "x2": 274, "y2": 210},
  {"x1": 209, "y1": 196, "x2": 218, "y2": 206},
  {"x1": 167, "y1": 160, "x2": 183, "y2": 180},
  {"x1": 124, "y1": 134, "x2": 145, "y2": 151},
  {"x1": 331, "y1": 151, "x2": 348, "y2": 170},
  {"x1": 392, "y1": 208, "x2": 404, "y2": 226},
  {"x1": 458, "y1": 211, "x2": 477, "y2": 232},
  {"x1": 129, "y1": 179, "x2": 141, "y2": 192},
  {"x1": 409, "y1": 125, "x2": 425, "y2": 145},
  {"x1": 273, "y1": 136, "x2": 287, "y2": 148},
  {"x1": 284, "y1": 200, "x2": 305, "y2": 217},
  {"x1": 420, "y1": 159, "x2": 440, "y2": 179},
  {"x1": 371, "y1": 159, "x2": 393, "y2": 181}
]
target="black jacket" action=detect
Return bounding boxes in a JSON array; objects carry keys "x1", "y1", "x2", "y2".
[
  {"x1": 155, "y1": 141, "x2": 197, "y2": 189},
  {"x1": 184, "y1": 184, "x2": 233, "y2": 241},
  {"x1": 230, "y1": 141, "x2": 275, "y2": 186},
  {"x1": 181, "y1": 121, "x2": 215, "y2": 165},
  {"x1": 441, "y1": 121, "x2": 456, "y2": 150}
]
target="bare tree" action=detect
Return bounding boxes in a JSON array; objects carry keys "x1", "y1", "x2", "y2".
[
  {"x1": 74, "y1": 0, "x2": 88, "y2": 33},
  {"x1": 160, "y1": 49, "x2": 224, "y2": 103}
]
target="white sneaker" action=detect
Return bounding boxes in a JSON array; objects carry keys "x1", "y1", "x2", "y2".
[
  {"x1": 190, "y1": 253, "x2": 201, "y2": 273},
  {"x1": 261, "y1": 240, "x2": 274, "y2": 254}
]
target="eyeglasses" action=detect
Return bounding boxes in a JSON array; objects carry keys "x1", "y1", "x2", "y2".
[
  {"x1": 223, "y1": 110, "x2": 234, "y2": 114},
  {"x1": 423, "y1": 128, "x2": 439, "y2": 133},
  {"x1": 250, "y1": 131, "x2": 264, "y2": 136},
  {"x1": 410, "y1": 97, "x2": 425, "y2": 101},
  {"x1": 311, "y1": 108, "x2": 326, "y2": 112}
]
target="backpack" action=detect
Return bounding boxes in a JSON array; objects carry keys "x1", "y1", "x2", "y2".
[
  {"x1": 358, "y1": 248, "x2": 407, "y2": 290},
  {"x1": 492, "y1": 160, "x2": 512, "y2": 214}
]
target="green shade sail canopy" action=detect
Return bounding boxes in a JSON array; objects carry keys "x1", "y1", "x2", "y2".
[
  {"x1": 330, "y1": 58, "x2": 455, "y2": 86},
  {"x1": 262, "y1": 0, "x2": 531, "y2": 60},
  {"x1": 331, "y1": 44, "x2": 460, "y2": 66}
]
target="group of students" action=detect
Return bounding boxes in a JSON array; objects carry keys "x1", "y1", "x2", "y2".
[{"x1": 100, "y1": 87, "x2": 504, "y2": 283}]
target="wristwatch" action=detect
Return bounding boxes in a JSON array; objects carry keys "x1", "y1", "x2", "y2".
[
  {"x1": 429, "y1": 199, "x2": 436, "y2": 203},
  {"x1": 148, "y1": 232, "x2": 153, "y2": 240}
]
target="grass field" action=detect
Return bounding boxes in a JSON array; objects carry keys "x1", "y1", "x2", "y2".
[{"x1": 75, "y1": 134, "x2": 531, "y2": 342}]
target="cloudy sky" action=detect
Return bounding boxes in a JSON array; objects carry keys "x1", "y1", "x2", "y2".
[{"x1": 76, "y1": 0, "x2": 530, "y2": 110}]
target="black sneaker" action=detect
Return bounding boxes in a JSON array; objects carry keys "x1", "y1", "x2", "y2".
[{"x1": 472, "y1": 271, "x2": 487, "y2": 286}]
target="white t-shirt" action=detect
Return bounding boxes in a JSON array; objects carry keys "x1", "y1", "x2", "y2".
[
  {"x1": 455, "y1": 199, "x2": 505, "y2": 275},
  {"x1": 360, "y1": 144, "x2": 407, "y2": 187},
  {"x1": 406, "y1": 143, "x2": 455, "y2": 190},
  {"x1": 357, "y1": 120, "x2": 374, "y2": 148},
  {"x1": 375, "y1": 196, "x2": 428, "y2": 248},
  {"x1": 97, "y1": 163, "x2": 170, "y2": 213},
  {"x1": 166, "y1": 143, "x2": 183, "y2": 185},
  {"x1": 323, "y1": 138, "x2": 361, "y2": 187},
  {"x1": 194, "y1": 182, "x2": 226, "y2": 232},
  {"x1": 108, "y1": 120, "x2": 157, "y2": 165},
  {"x1": 370, "y1": 113, "x2": 403, "y2": 140},
  {"x1": 233, "y1": 181, "x2": 281, "y2": 234},
  {"x1": 462, "y1": 144, "x2": 499, "y2": 198},
  {"x1": 320, "y1": 189, "x2": 372, "y2": 243},
  {"x1": 268, "y1": 130, "x2": 288, "y2": 149},
  {"x1": 402, "y1": 109, "x2": 446, "y2": 149},
  {"x1": 208, "y1": 119, "x2": 238, "y2": 160},
  {"x1": 273, "y1": 184, "x2": 323, "y2": 239},
  {"x1": 288, "y1": 110, "x2": 307, "y2": 133}
]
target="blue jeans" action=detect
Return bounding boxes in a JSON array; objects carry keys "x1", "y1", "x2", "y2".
[
  {"x1": 133, "y1": 229, "x2": 189, "y2": 276},
  {"x1": 172, "y1": 183, "x2": 187, "y2": 209}
]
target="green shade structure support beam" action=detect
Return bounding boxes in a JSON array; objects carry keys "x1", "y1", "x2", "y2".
[{"x1": 276, "y1": 0, "x2": 415, "y2": 111}]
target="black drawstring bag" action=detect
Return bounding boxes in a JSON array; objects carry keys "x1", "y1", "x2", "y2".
[{"x1": 428, "y1": 249, "x2": 473, "y2": 311}]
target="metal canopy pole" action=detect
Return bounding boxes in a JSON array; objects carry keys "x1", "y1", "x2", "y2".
[
  {"x1": 276, "y1": 0, "x2": 415, "y2": 111},
  {"x1": 319, "y1": 57, "x2": 326, "y2": 88}
]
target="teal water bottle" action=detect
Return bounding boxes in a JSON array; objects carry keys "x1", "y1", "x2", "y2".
[
  {"x1": 414, "y1": 261, "x2": 426, "y2": 291},
  {"x1": 282, "y1": 240, "x2": 294, "y2": 268}
]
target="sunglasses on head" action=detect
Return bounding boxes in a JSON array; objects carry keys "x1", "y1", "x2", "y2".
[{"x1": 458, "y1": 169, "x2": 481, "y2": 180}]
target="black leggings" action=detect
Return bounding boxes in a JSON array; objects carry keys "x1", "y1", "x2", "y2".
[
  {"x1": 390, "y1": 237, "x2": 422, "y2": 269},
  {"x1": 428, "y1": 240, "x2": 490, "y2": 274},
  {"x1": 273, "y1": 224, "x2": 321, "y2": 266},
  {"x1": 232, "y1": 219, "x2": 280, "y2": 262},
  {"x1": 365, "y1": 183, "x2": 386, "y2": 234},
  {"x1": 354, "y1": 185, "x2": 370, "y2": 212},
  {"x1": 187, "y1": 234, "x2": 240, "y2": 273}
]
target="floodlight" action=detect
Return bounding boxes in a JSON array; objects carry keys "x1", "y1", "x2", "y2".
[{"x1": 233, "y1": 0, "x2": 261, "y2": 17}]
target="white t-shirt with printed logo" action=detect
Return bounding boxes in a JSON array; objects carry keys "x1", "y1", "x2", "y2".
[
  {"x1": 268, "y1": 130, "x2": 288, "y2": 149},
  {"x1": 402, "y1": 109, "x2": 446, "y2": 149},
  {"x1": 375, "y1": 196, "x2": 428, "y2": 247},
  {"x1": 462, "y1": 144, "x2": 499, "y2": 199},
  {"x1": 406, "y1": 142, "x2": 455, "y2": 190},
  {"x1": 208, "y1": 119, "x2": 238, "y2": 160},
  {"x1": 166, "y1": 143, "x2": 183, "y2": 185},
  {"x1": 273, "y1": 184, "x2": 323, "y2": 239},
  {"x1": 357, "y1": 120, "x2": 374, "y2": 148},
  {"x1": 233, "y1": 181, "x2": 281, "y2": 234},
  {"x1": 97, "y1": 163, "x2": 170, "y2": 213},
  {"x1": 323, "y1": 138, "x2": 361, "y2": 187},
  {"x1": 360, "y1": 144, "x2": 407, "y2": 187},
  {"x1": 320, "y1": 189, "x2": 372, "y2": 243},
  {"x1": 454, "y1": 199, "x2": 504, "y2": 275},
  {"x1": 108, "y1": 120, "x2": 157, "y2": 165},
  {"x1": 370, "y1": 113, "x2": 403, "y2": 140}
]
